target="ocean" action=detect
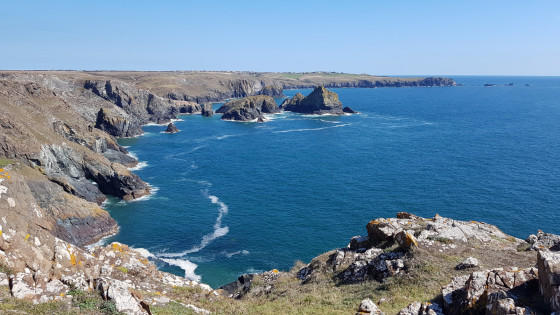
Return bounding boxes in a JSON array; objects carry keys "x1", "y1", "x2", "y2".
[{"x1": 103, "y1": 76, "x2": 560, "y2": 288}]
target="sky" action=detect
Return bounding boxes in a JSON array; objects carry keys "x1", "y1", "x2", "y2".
[{"x1": 0, "y1": 0, "x2": 559, "y2": 75}]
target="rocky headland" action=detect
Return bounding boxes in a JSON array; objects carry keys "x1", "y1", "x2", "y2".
[
  {"x1": 217, "y1": 95, "x2": 280, "y2": 121},
  {"x1": 10, "y1": 71, "x2": 550, "y2": 314},
  {"x1": 281, "y1": 86, "x2": 346, "y2": 115}
]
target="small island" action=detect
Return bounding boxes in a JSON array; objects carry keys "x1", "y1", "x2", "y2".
[
  {"x1": 217, "y1": 95, "x2": 280, "y2": 121},
  {"x1": 281, "y1": 86, "x2": 348, "y2": 115}
]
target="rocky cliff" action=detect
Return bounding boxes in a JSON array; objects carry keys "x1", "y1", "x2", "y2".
[{"x1": 217, "y1": 95, "x2": 281, "y2": 121}]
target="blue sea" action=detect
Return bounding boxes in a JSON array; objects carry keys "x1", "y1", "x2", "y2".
[{"x1": 104, "y1": 76, "x2": 560, "y2": 288}]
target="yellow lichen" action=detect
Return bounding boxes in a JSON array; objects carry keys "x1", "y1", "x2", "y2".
[
  {"x1": 272, "y1": 269, "x2": 279, "y2": 273},
  {"x1": 24, "y1": 234, "x2": 30, "y2": 241}
]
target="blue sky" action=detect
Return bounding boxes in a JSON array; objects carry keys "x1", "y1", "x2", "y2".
[{"x1": 0, "y1": 0, "x2": 558, "y2": 75}]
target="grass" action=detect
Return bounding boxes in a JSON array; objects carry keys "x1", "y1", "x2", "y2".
[
  {"x1": 68, "y1": 285, "x2": 122, "y2": 314},
  {"x1": 0, "y1": 158, "x2": 12, "y2": 167},
  {"x1": 151, "y1": 302, "x2": 196, "y2": 314}
]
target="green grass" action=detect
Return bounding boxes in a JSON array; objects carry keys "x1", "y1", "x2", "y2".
[
  {"x1": 151, "y1": 302, "x2": 196, "y2": 315},
  {"x1": 0, "y1": 158, "x2": 12, "y2": 168}
]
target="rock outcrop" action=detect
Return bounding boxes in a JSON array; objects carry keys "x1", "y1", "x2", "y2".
[
  {"x1": 95, "y1": 107, "x2": 143, "y2": 138},
  {"x1": 217, "y1": 95, "x2": 280, "y2": 121},
  {"x1": 201, "y1": 103, "x2": 214, "y2": 117},
  {"x1": 165, "y1": 122, "x2": 180, "y2": 133},
  {"x1": 281, "y1": 86, "x2": 344, "y2": 115},
  {"x1": 537, "y1": 250, "x2": 560, "y2": 312}
]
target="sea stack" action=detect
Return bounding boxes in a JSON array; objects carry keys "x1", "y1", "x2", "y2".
[
  {"x1": 217, "y1": 95, "x2": 280, "y2": 121},
  {"x1": 281, "y1": 86, "x2": 345, "y2": 115},
  {"x1": 165, "y1": 122, "x2": 180, "y2": 133},
  {"x1": 201, "y1": 103, "x2": 214, "y2": 117}
]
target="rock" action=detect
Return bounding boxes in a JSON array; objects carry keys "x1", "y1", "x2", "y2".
[
  {"x1": 164, "y1": 122, "x2": 180, "y2": 133},
  {"x1": 442, "y1": 267, "x2": 539, "y2": 314},
  {"x1": 398, "y1": 301, "x2": 444, "y2": 315},
  {"x1": 281, "y1": 86, "x2": 344, "y2": 115},
  {"x1": 106, "y1": 279, "x2": 147, "y2": 314},
  {"x1": 537, "y1": 250, "x2": 560, "y2": 311},
  {"x1": 366, "y1": 218, "x2": 401, "y2": 243},
  {"x1": 455, "y1": 257, "x2": 479, "y2": 270},
  {"x1": 349, "y1": 236, "x2": 371, "y2": 251},
  {"x1": 257, "y1": 116, "x2": 267, "y2": 123},
  {"x1": 394, "y1": 231, "x2": 418, "y2": 250},
  {"x1": 0, "y1": 272, "x2": 8, "y2": 286},
  {"x1": 218, "y1": 95, "x2": 280, "y2": 121},
  {"x1": 95, "y1": 107, "x2": 143, "y2": 138},
  {"x1": 356, "y1": 298, "x2": 384, "y2": 315},
  {"x1": 526, "y1": 230, "x2": 560, "y2": 251},
  {"x1": 258, "y1": 85, "x2": 284, "y2": 97},
  {"x1": 201, "y1": 103, "x2": 213, "y2": 117},
  {"x1": 219, "y1": 274, "x2": 254, "y2": 299},
  {"x1": 343, "y1": 106, "x2": 359, "y2": 114}
]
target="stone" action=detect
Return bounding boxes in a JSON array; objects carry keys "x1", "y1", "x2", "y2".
[
  {"x1": 219, "y1": 274, "x2": 254, "y2": 298},
  {"x1": 95, "y1": 107, "x2": 143, "y2": 138},
  {"x1": 106, "y1": 279, "x2": 147, "y2": 314},
  {"x1": 281, "y1": 86, "x2": 344, "y2": 115},
  {"x1": 395, "y1": 231, "x2": 418, "y2": 250},
  {"x1": 398, "y1": 301, "x2": 444, "y2": 315},
  {"x1": 164, "y1": 122, "x2": 180, "y2": 133},
  {"x1": 526, "y1": 230, "x2": 560, "y2": 251},
  {"x1": 349, "y1": 236, "x2": 371, "y2": 250},
  {"x1": 455, "y1": 257, "x2": 479, "y2": 270},
  {"x1": 537, "y1": 250, "x2": 560, "y2": 311},
  {"x1": 366, "y1": 218, "x2": 401, "y2": 243},
  {"x1": 356, "y1": 298, "x2": 384, "y2": 315},
  {"x1": 0, "y1": 272, "x2": 8, "y2": 286},
  {"x1": 11, "y1": 273, "x2": 36, "y2": 300}
]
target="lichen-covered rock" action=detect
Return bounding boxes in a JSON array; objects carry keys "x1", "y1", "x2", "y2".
[
  {"x1": 442, "y1": 267, "x2": 539, "y2": 314},
  {"x1": 356, "y1": 298, "x2": 384, "y2": 315},
  {"x1": 526, "y1": 230, "x2": 560, "y2": 251},
  {"x1": 281, "y1": 86, "x2": 343, "y2": 115},
  {"x1": 395, "y1": 230, "x2": 418, "y2": 250},
  {"x1": 537, "y1": 250, "x2": 560, "y2": 311}
]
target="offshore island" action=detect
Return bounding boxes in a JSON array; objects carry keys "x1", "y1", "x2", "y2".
[{"x1": 0, "y1": 71, "x2": 558, "y2": 314}]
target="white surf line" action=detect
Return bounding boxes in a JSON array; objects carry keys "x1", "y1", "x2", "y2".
[
  {"x1": 159, "y1": 184, "x2": 229, "y2": 258},
  {"x1": 272, "y1": 123, "x2": 352, "y2": 134}
]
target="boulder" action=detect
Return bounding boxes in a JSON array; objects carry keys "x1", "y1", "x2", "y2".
[
  {"x1": 164, "y1": 122, "x2": 180, "y2": 133},
  {"x1": 356, "y1": 298, "x2": 384, "y2": 315},
  {"x1": 442, "y1": 267, "x2": 539, "y2": 314},
  {"x1": 526, "y1": 230, "x2": 560, "y2": 251},
  {"x1": 219, "y1": 274, "x2": 254, "y2": 299},
  {"x1": 395, "y1": 231, "x2": 418, "y2": 250},
  {"x1": 397, "y1": 301, "x2": 444, "y2": 315},
  {"x1": 218, "y1": 95, "x2": 280, "y2": 121},
  {"x1": 537, "y1": 250, "x2": 560, "y2": 311},
  {"x1": 455, "y1": 257, "x2": 479, "y2": 270},
  {"x1": 281, "y1": 86, "x2": 344, "y2": 115}
]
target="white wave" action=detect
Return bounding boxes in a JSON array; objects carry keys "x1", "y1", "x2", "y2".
[
  {"x1": 272, "y1": 123, "x2": 352, "y2": 134},
  {"x1": 128, "y1": 161, "x2": 148, "y2": 171},
  {"x1": 85, "y1": 227, "x2": 119, "y2": 250},
  {"x1": 160, "y1": 258, "x2": 201, "y2": 282},
  {"x1": 189, "y1": 146, "x2": 206, "y2": 153},
  {"x1": 131, "y1": 247, "x2": 156, "y2": 259},
  {"x1": 216, "y1": 134, "x2": 235, "y2": 140},
  {"x1": 301, "y1": 113, "x2": 339, "y2": 117},
  {"x1": 224, "y1": 250, "x2": 250, "y2": 258},
  {"x1": 122, "y1": 146, "x2": 130, "y2": 149},
  {"x1": 129, "y1": 185, "x2": 159, "y2": 202},
  {"x1": 159, "y1": 188, "x2": 229, "y2": 257}
]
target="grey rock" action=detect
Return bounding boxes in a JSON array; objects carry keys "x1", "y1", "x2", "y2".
[
  {"x1": 455, "y1": 257, "x2": 479, "y2": 270},
  {"x1": 164, "y1": 122, "x2": 180, "y2": 133},
  {"x1": 218, "y1": 95, "x2": 280, "y2": 121},
  {"x1": 282, "y1": 86, "x2": 344, "y2": 115},
  {"x1": 201, "y1": 103, "x2": 213, "y2": 117},
  {"x1": 537, "y1": 250, "x2": 560, "y2": 312},
  {"x1": 356, "y1": 298, "x2": 384, "y2": 315}
]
